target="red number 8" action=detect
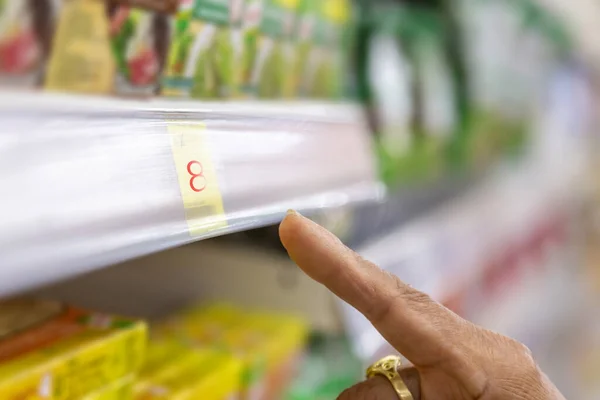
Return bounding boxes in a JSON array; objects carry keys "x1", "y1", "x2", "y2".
[{"x1": 187, "y1": 160, "x2": 206, "y2": 192}]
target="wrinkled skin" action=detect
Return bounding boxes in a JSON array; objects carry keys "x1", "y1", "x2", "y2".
[{"x1": 279, "y1": 211, "x2": 566, "y2": 400}]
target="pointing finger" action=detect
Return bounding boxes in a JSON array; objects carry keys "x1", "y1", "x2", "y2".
[{"x1": 279, "y1": 211, "x2": 472, "y2": 368}]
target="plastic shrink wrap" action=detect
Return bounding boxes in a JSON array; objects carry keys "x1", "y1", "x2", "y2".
[{"x1": 0, "y1": 91, "x2": 381, "y2": 295}]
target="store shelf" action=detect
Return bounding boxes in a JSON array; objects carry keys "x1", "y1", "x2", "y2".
[
  {"x1": 341, "y1": 175, "x2": 479, "y2": 249},
  {"x1": 0, "y1": 91, "x2": 381, "y2": 296}
]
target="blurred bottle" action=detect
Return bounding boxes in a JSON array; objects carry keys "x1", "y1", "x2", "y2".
[{"x1": 356, "y1": 0, "x2": 465, "y2": 186}]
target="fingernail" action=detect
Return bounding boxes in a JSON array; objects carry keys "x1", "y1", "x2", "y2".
[{"x1": 286, "y1": 209, "x2": 300, "y2": 216}]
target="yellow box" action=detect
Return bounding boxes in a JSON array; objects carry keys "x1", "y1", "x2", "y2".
[
  {"x1": 0, "y1": 299, "x2": 147, "y2": 400},
  {"x1": 154, "y1": 303, "x2": 242, "y2": 344},
  {"x1": 156, "y1": 303, "x2": 308, "y2": 400},
  {"x1": 45, "y1": 0, "x2": 116, "y2": 94},
  {"x1": 227, "y1": 311, "x2": 308, "y2": 400},
  {"x1": 83, "y1": 376, "x2": 134, "y2": 400},
  {"x1": 134, "y1": 339, "x2": 242, "y2": 400}
]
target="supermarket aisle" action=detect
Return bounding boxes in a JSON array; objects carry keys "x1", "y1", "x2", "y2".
[{"x1": 0, "y1": 0, "x2": 599, "y2": 398}]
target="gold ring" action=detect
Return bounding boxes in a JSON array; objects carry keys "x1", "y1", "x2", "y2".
[{"x1": 366, "y1": 355, "x2": 414, "y2": 400}]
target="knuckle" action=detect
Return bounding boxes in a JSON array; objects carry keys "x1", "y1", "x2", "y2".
[
  {"x1": 366, "y1": 269, "x2": 434, "y2": 325},
  {"x1": 506, "y1": 338, "x2": 535, "y2": 362},
  {"x1": 385, "y1": 270, "x2": 434, "y2": 309},
  {"x1": 400, "y1": 283, "x2": 434, "y2": 308},
  {"x1": 517, "y1": 342, "x2": 535, "y2": 360}
]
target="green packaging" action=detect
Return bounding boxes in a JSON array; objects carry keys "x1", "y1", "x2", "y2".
[
  {"x1": 305, "y1": 0, "x2": 350, "y2": 99},
  {"x1": 239, "y1": 0, "x2": 261, "y2": 95},
  {"x1": 285, "y1": 334, "x2": 362, "y2": 400},
  {"x1": 357, "y1": 2, "x2": 420, "y2": 185},
  {"x1": 291, "y1": 0, "x2": 316, "y2": 97},
  {"x1": 162, "y1": 0, "x2": 244, "y2": 99},
  {"x1": 108, "y1": 0, "x2": 176, "y2": 97},
  {"x1": 456, "y1": 0, "x2": 527, "y2": 164},
  {"x1": 358, "y1": 1, "x2": 463, "y2": 185},
  {"x1": 245, "y1": 0, "x2": 298, "y2": 98},
  {"x1": 407, "y1": 9, "x2": 459, "y2": 178}
]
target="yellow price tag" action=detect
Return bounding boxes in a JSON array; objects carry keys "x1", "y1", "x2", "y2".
[{"x1": 168, "y1": 122, "x2": 227, "y2": 236}]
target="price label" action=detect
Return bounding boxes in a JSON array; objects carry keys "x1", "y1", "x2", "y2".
[{"x1": 168, "y1": 122, "x2": 227, "y2": 236}]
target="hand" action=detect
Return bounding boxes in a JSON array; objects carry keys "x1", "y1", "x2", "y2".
[{"x1": 279, "y1": 211, "x2": 566, "y2": 400}]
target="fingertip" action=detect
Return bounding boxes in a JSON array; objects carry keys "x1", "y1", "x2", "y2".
[
  {"x1": 279, "y1": 209, "x2": 305, "y2": 250},
  {"x1": 279, "y1": 209, "x2": 348, "y2": 281},
  {"x1": 280, "y1": 209, "x2": 339, "y2": 253}
]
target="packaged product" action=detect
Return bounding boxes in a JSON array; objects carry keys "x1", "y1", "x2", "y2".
[
  {"x1": 45, "y1": 0, "x2": 116, "y2": 94},
  {"x1": 237, "y1": 311, "x2": 308, "y2": 400},
  {"x1": 134, "y1": 339, "x2": 242, "y2": 400},
  {"x1": 155, "y1": 303, "x2": 242, "y2": 343},
  {"x1": 481, "y1": 0, "x2": 530, "y2": 156},
  {"x1": 406, "y1": 8, "x2": 459, "y2": 178},
  {"x1": 454, "y1": 0, "x2": 496, "y2": 164},
  {"x1": 357, "y1": 1, "x2": 418, "y2": 185},
  {"x1": 155, "y1": 303, "x2": 309, "y2": 400},
  {"x1": 161, "y1": 0, "x2": 245, "y2": 99},
  {"x1": 278, "y1": 0, "x2": 299, "y2": 98},
  {"x1": 359, "y1": 0, "x2": 463, "y2": 185},
  {"x1": 45, "y1": 0, "x2": 176, "y2": 96},
  {"x1": 243, "y1": 0, "x2": 298, "y2": 98},
  {"x1": 305, "y1": 0, "x2": 350, "y2": 99},
  {"x1": 499, "y1": 0, "x2": 569, "y2": 154},
  {"x1": 83, "y1": 376, "x2": 135, "y2": 400},
  {"x1": 291, "y1": 0, "x2": 317, "y2": 97},
  {"x1": 239, "y1": 0, "x2": 261, "y2": 96},
  {"x1": 107, "y1": 0, "x2": 177, "y2": 96},
  {"x1": 455, "y1": 0, "x2": 532, "y2": 164},
  {"x1": 0, "y1": 299, "x2": 147, "y2": 400},
  {"x1": 0, "y1": 0, "x2": 60, "y2": 87},
  {"x1": 285, "y1": 334, "x2": 363, "y2": 400}
]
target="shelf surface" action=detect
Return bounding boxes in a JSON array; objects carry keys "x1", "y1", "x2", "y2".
[{"x1": 0, "y1": 91, "x2": 381, "y2": 295}]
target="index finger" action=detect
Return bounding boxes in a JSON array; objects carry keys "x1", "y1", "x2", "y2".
[{"x1": 279, "y1": 211, "x2": 471, "y2": 368}]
